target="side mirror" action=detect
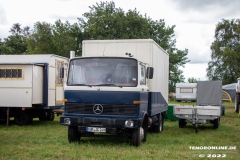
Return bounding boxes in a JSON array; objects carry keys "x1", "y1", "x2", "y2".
[{"x1": 147, "y1": 67, "x2": 154, "y2": 79}]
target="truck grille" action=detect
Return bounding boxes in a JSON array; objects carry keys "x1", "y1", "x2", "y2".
[{"x1": 65, "y1": 103, "x2": 136, "y2": 116}]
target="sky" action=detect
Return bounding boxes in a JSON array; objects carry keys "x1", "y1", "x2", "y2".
[{"x1": 0, "y1": 0, "x2": 240, "y2": 82}]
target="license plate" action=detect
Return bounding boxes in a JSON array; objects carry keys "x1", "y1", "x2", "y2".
[{"x1": 86, "y1": 127, "x2": 106, "y2": 133}]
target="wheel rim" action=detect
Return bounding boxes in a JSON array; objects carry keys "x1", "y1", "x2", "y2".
[{"x1": 159, "y1": 119, "x2": 162, "y2": 131}]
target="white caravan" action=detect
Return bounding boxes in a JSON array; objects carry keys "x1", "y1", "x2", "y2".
[
  {"x1": 0, "y1": 54, "x2": 69, "y2": 125},
  {"x1": 175, "y1": 83, "x2": 197, "y2": 102}
]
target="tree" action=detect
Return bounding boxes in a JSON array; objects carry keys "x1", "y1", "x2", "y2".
[
  {"x1": 10, "y1": 23, "x2": 22, "y2": 35},
  {"x1": 78, "y1": 1, "x2": 189, "y2": 92},
  {"x1": 188, "y1": 77, "x2": 198, "y2": 83},
  {"x1": 207, "y1": 19, "x2": 240, "y2": 84},
  {"x1": 26, "y1": 20, "x2": 82, "y2": 56},
  {"x1": 9, "y1": 23, "x2": 30, "y2": 37},
  {"x1": 52, "y1": 20, "x2": 82, "y2": 57},
  {"x1": 26, "y1": 22, "x2": 56, "y2": 54},
  {"x1": 0, "y1": 23, "x2": 29, "y2": 55}
]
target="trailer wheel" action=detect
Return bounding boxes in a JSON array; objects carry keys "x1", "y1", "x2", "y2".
[
  {"x1": 132, "y1": 127, "x2": 144, "y2": 147},
  {"x1": 46, "y1": 112, "x2": 55, "y2": 121},
  {"x1": 14, "y1": 112, "x2": 30, "y2": 126},
  {"x1": 221, "y1": 106, "x2": 225, "y2": 116},
  {"x1": 195, "y1": 127, "x2": 198, "y2": 133},
  {"x1": 68, "y1": 126, "x2": 81, "y2": 143},
  {"x1": 154, "y1": 113, "x2": 163, "y2": 133},
  {"x1": 213, "y1": 118, "x2": 219, "y2": 129},
  {"x1": 179, "y1": 119, "x2": 186, "y2": 128}
]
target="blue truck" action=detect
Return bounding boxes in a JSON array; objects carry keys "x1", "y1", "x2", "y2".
[{"x1": 60, "y1": 39, "x2": 169, "y2": 146}]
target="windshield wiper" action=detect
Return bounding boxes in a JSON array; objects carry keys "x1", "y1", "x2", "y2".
[
  {"x1": 95, "y1": 84, "x2": 122, "y2": 88},
  {"x1": 68, "y1": 84, "x2": 92, "y2": 87}
]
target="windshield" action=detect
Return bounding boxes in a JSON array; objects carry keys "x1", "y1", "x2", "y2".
[{"x1": 67, "y1": 57, "x2": 138, "y2": 87}]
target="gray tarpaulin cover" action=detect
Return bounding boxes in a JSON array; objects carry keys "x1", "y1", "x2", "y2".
[{"x1": 196, "y1": 81, "x2": 222, "y2": 106}]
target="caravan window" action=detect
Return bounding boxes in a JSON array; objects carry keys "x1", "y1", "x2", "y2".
[
  {"x1": 0, "y1": 67, "x2": 23, "y2": 79},
  {"x1": 180, "y1": 88, "x2": 193, "y2": 93}
]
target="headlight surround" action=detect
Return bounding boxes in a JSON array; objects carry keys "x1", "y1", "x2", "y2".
[
  {"x1": 64, "y1": 118, "x2": 71, "y2": 125},
  {"x1": 125, "y1": 120, "x2": 134, "y2": 127}
]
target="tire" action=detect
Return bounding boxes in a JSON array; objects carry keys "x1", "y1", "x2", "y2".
[
  {"x1": 132, "y1": 127, "x2": 144, "y2": 147},
  {"x1": 68, "y1": 126, "x2": 81, "y2": 143},
  {"x1": 179, "y1": 119, "x2": 186, "y2": 128},
  {"x1": 213, "y1": 118, "x2": 219, "y2": 129},
  {"x1": 39, "y1": 111, "x2": 55, "y2": 121},
  {"x1": 39, "y1": 116, "x2": 46, "y2": 121},
  {"x1": 39, "y1": 112, "x2": 47, "y2": 121},
  {"x1": 142, "y1": 118, "x2": 148, "y2": 142},
  {"x1": 46, "y1": 112, "x2": 55, "y2": 121},
  {"x1": 14, "y1": 112, "x2": 30, "y2": 126},
  {"x1": 154, "y1": 113, "x2": 163, "y2": 133},
  {"x1": 235, "y1": 93, "x2": 239, "y2": 113},
  {"x1": 28, "y1": 115, "x2": 33, "y2": 124}
]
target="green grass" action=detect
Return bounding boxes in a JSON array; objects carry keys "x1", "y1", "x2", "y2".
[{"x1": 0, "y1": 107, "x2": 239, "y2": 160}]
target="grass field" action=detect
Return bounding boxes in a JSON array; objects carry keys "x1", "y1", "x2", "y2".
[{"x1": 0, "y1": 104, "x2": 239, "y2": 160}]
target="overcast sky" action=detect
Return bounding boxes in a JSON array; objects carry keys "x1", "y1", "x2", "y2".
[{"x1": 0, "y1": 0, "x2": 240, "y2": 81}]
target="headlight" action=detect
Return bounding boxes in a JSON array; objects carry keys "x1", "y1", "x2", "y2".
[
  {"x1": 64, "y1": 118, "x2": 71, "y2": 125},
  {"x1": 125, "y1": 120, "x2": 134, "y2": 127}
]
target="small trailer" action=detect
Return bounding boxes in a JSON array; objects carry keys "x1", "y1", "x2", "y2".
[
  {"x1": 175, "y1": 83, "x2": 197, "y2": 102},
  {"x1": 0, "y1": 54, "x2": 69, "y2": 125},
  {"x1": 173, "y1": 81, "x2": 223, "y2": 133}
]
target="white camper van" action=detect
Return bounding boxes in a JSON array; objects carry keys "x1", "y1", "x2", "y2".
[
  {"x1": 0, "y1": 54, "x2": 69, "y2": 125},
  {"x1": 60, "y1": 39, "x2": 169, "y2": 146},
  {"x1": 175, "y1": 83, "x2": 197, "y2": 102}
]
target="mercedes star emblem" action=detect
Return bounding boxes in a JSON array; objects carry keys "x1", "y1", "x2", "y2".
[{"x1": 93, "y1": 104, "x2": 103, "y2": 114}]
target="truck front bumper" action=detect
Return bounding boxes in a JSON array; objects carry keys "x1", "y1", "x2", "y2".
[{"x1": 60, "y1": 116, "x2": 142, "y2": 131}]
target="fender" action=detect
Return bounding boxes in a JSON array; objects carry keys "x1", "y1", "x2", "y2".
[{"x1": 140, "y1": 110, "x2": 148, "y2": 127}]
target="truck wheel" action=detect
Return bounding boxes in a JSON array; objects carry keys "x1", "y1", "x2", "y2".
[
  {"x1": 68, "y1": 126, "x2": 81, "y2": 143},
  {"x1": 179, "y1": 119, "x2": 186, "y2": 128},
  {"x1": 213, "y1": 118, "x2": 219, "y2": 129},
  {"x1": 132, "y1": 127, "x2": 144, "y2": 147},
  {"x1": 154, "y1": 113, "x2": 163, "y2": 133},
  {"x1": 14, "y1": 112, "x2": 30, "y2": 126},
  {"x1": 142, "y1": 118, "x2": 148, "y2": 142}
]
